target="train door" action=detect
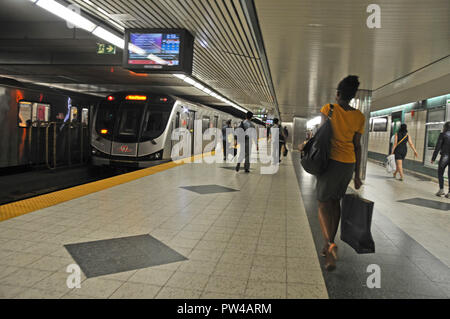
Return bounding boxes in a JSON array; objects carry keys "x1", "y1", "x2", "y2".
[
  {"x1": 424, "y1": 108, "x2": 446, "y2": 168},
  {"x1": 171, "y1": 112, "x2": 180, "y2": 150},
  {"x1": 213, "y1": 116, "x2": 219, "y2": 151},
  {"x1": 187, "y1": 110, "x2": 196, "y2": 156},
  {"x1": 389, "y1": 111, "x2": 402, "y2": 154}
]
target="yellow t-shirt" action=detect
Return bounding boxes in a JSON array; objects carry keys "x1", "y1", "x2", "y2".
[{"x1": 320, "y1": 103, "x2": 365, "y2": 163}]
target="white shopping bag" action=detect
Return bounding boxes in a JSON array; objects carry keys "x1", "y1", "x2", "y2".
[{"x1": 386, "y1": 154, "x2": 396, "y2": 173}]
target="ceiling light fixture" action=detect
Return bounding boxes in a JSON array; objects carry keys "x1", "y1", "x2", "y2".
[
  {"x1": 173, "y1": 74, "x2": 248, "y2": 113},
  {"x1": 29, "y1": 0, "x2": 124, "y2": 49},
  {"x1": 92, "y1": 26, "x2": 124, "y2": 49},
  {"x1": 34, "y1": 0, "x2": 96, "y2": 32}
]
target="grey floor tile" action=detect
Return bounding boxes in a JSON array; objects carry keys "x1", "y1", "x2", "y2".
[{"x1": 64, "y1": 234, "x2": 187, "y2": 278}]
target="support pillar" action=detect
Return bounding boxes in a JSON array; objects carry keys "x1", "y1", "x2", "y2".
[{"x1": 352, "y1": 89, "x2": 372, "y2": 181}]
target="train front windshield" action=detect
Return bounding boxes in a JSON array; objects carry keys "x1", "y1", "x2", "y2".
[{"x1": 95, "y1": 98, "x2": 173, "y2": 143}]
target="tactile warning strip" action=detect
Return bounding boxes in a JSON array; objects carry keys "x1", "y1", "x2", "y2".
[{"x1": 0, "y1": 152, "x2": 210, "y2": 222}]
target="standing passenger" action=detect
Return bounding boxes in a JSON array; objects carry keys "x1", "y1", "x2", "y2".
[
  {"x1": 391, "y1": 124, "x2": 418, "y2": 181},
  {"x1": 313, "y1": 75, "x2": 365, "y2": 271},
  {"x1": 236, "y1": 112, "x2": 255, "y2": 173},
  {"x1": 222, "y1": 120, "x2": 232, "y2": 161},
  {"x1": 271, "y1": 118, "x2": 285, "y2": 163},
  {"x1": 431, "y1": 122, "x2": 450, "y2": 197}
]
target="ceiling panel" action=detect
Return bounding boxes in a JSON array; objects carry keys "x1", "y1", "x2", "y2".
[
  {"x1": 67, "y1": 0, "x2": 275, "y2": 113},
  {"x1": 255, "y1": 0, "x2": 450, "y2": 119}
]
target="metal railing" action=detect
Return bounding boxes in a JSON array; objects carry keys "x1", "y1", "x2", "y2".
[{"x1": 25, "y1": 120, "x2": 89, "y2": 170}]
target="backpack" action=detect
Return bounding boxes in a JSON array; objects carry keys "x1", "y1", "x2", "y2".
[
  {"x1": 300, "y1": 104, "x2": 334, "y2": 176},
  {"x1": 283, "y1": 126, "x2": 288, "y2": 138}
]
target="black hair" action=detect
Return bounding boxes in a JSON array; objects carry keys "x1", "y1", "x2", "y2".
[
  {"x1": 246, "y1": 111, "x2": 253, "y2": 120},
  {"x1": 444, "y1": 121, "x2": 450, "y2": 133},
  {"x1": 273, "y1": 118, "x2": 279, "y2": 124},
  {"x1": 399, "y1": 123, "x2": 408, "y2": 134},
  {"x1": 337, "y1": 75, "x2": 360, "y2": 101},
  {"x1": 226, "y1": 119, "x2": 232, "y2": 125}
]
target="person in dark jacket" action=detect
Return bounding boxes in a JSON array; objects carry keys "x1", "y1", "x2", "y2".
[
  {"x1": 431, "y1": 121, "x2": 450, "y2": 197},
  {"x1": 236, "y1": 112, "x2": 255, "y2": 173},
  {"x1": 222, "y1": 120, "x2": 232, "y2": 161},
  {"x1": 391, "y1": 123, "x2": 418, "y2": 181}
]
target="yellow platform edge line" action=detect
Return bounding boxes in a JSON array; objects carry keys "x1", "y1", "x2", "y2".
[{"x1": 0, "y1": 151, "x2": 214, "y2": 222}]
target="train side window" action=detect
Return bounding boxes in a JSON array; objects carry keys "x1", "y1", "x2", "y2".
[
  {"x1": 372, "y1": 117, "x2": 388, "y2": 132},
  {"x1": 81, "y1": 108, "x2": 89, "y2": 125},
  {"x1": 31, "y1": 102, "x2": 50, "y2": 125},
  {"x1": 70, "y1": 106, "x2": 78, "y2": 122},
  {"x1": 202, "y1": 116, "x2": 210, "y2": 133},
  {"x1": 175, "y1": 112, "x2": 180, "y2": 129},
  {"x1": 18, "y1": 101, "x2": 32, "y2": 127}
]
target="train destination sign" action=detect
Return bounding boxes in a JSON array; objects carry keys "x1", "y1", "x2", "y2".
[{"x1": 123, "y1": 28, "x2": 194, "y2": 74}]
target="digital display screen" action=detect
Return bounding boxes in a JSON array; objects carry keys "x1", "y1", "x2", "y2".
[{"x1": 128, "y1": 33, "x2": 180, "y2": 66}]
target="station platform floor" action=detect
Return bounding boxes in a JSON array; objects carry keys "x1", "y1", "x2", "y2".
[{"x1": 0, "y1": 148, "x2": 448, "y2": 299}]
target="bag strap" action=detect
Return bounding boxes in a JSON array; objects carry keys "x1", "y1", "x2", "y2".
[
  {"x1": 328, "y1": 104, "x2": 334, "y2": 119},
  {"x1": 398, "y1": 134, "x2": 408, "y2": 145}
]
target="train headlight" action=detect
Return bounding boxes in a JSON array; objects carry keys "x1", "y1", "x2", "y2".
[
  {"x1": 91, "y1": 148, "x2": 97, "y2": 155},
  {"x1": 155, "y1": 152, "x2": 161, "y2": 159}
]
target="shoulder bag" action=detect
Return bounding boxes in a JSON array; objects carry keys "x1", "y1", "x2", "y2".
[{"x1": 300, "y1": 104, "x2": 334, "y2": 176}]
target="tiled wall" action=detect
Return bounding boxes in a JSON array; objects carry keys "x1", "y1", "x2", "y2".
[
  {"x1": 368, "y1": 110, "x2": 427, "y2": 163},
  {"x1": 368, "y1": 116, "x2": 391, "y2": 156}
]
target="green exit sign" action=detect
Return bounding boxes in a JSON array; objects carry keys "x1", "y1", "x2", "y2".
[{"x1": 97, "y1": 43, "x2": 116, "y2": 55}]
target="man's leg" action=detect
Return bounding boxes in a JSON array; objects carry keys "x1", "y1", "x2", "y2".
[
  {"x1": 244, "y1": 138, "x2": 250, "y2": 172},
  {"x1": 223, "y1": 140, "x2": 227, "y2": 161}
]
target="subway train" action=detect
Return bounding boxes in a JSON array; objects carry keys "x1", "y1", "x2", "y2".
[
  {"x1": 91, "y1": 92, "x2": 263, "y2": 168},
  {"x1": 368, "y1": 93, "x2": 449, "y2": 176},
  {"x1": 0, "y1": 78, "x2": 99, "y2": 170}
]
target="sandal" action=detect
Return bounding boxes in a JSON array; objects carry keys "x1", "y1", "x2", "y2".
[
  {"x1": 329, "y1": 243, "x2": 338, "y2": 260},
  {"x1": 325, "y1": 243, "x2": 337, "y2": 272}
]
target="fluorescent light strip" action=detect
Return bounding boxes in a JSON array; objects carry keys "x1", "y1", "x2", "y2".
[
  {"x1": 30, "y1": 0, "x2": 124, "y2": 50},
  {"x1": 174, "y1": 74, "x2": 247, "y2": 113},
  {"x1": 35, "y1": 0, "x2": 96, "y2": 32},
  {"x1": 173, "y1": 74, "x2": 187, "y2": 80},
  {"x1": 92, "y1": 27, "x2": 124, "y2": 49},
  {"x1": 96, "y1": 7, "x2": 110, "y2": 17}
]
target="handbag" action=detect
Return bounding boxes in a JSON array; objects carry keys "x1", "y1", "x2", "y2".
[
  {"x1": 385, "y1": 154, "x2": 396, "y2": 173},
  {"x1": 300, "y1": 104, "x2": 334, "y2": 175},
  {"x1": 340, "y1": 194, "x2": 375, "y2": 254}
]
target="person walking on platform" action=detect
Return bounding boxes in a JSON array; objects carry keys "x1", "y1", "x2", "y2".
[
  {"x1": 431, "y1": 121, "x2": 450, "y2": 197},
  {"x1": 222, "y1": 119, "x2": 232, "y2": 161},
  {"x1": 271, "y1": 118, "x2": 285, "y2": 163},
  {"x1": 391, "y1": 123, "x2": 418, "y2": 181},
  {"x1": 313, "y1": 75, "x2": 365, "y2": 271},
  {"x1": 236, "y1": 111, "x2": 255, "y2": 173}
]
